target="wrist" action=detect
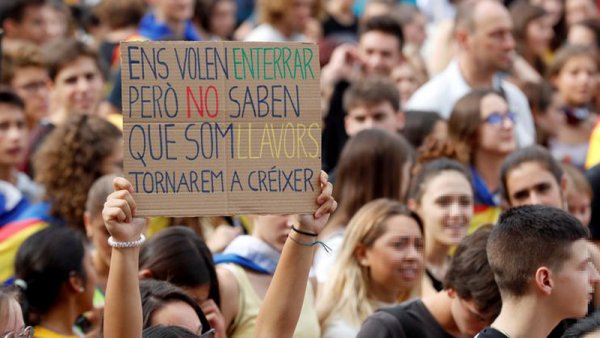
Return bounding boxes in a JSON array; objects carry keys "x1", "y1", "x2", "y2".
[{"x1": 108, "y1": 234, "x2": 146, "y2": 249}]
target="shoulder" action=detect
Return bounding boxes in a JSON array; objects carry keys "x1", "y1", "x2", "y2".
[
  {"x1": 500, "y1": 80, "x2": 529, "y2": 103},
  {"x1": 475, "y1": 327, "x2": 509, "y2": 338},
  {"x1": 244, "y1": 24, "x2": 280, "y2": 42},
  {"x1": 322, "y1": 317, "x2": 358, "y2": 338},
  {"x1": 405, "y1": 71, "x2": 453, "y2": 111},
  {"x1": 357, "y1": 310, "x2": 404, "y2": 338},
  {"x1": 217, "y1": 266, "x2": 240, "y2": 330}
]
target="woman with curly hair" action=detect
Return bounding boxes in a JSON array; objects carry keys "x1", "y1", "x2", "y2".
[
  {"x1": 32, "y1": 114, "x2": 123, "y2": 229},
  {"x1": 0, "y1": 114, "x2": 122, "y2": 285}
]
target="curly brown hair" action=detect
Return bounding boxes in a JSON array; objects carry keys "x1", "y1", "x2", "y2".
[{"x1": 34, "y1": 114, "x2": 122, "y2": 232}]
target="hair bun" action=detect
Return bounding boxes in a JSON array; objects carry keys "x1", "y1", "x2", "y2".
[{"x1": 413, "y1": 137, "x2": 463, "y2": 175}]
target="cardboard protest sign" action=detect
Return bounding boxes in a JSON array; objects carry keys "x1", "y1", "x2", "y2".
[{"x1": 121, "y1": 41, "x2": 321, "y2": 216}]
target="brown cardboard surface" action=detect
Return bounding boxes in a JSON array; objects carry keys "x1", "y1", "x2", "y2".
[{"x1": 121, "y1": 41, "x2": 321, "y2": 216}]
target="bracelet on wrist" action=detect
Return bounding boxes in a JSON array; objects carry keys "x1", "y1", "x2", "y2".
[
  {"x1": 288, "y1": 235, "x2": 331, "y2": 253},
  {"x1": 108, "y1": 234, "x2": 146, "y2": 248},
  {"x1": 291, "y1": 225, "x2": 318, "y2": 237}
]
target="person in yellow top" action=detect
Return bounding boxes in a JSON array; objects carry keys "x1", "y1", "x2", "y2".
[
  {"x1": 586, "y1": 118, "x2": 600, "y2": 169},
  {"x1": 14, "y1": 226, "x2": 97, "y2": 338}
]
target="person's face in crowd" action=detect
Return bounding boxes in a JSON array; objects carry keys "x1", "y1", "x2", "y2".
[
  {"x1": 404, "y1": 13, "x2": 427, "y2": 48},
  {"x1": 51, "y1": 56, "x2": 104, "y2": 116},
  {"x1": 357, "y1": 215, "x2": 424, "y2": 299},
  {"x1": 283, "y1": 0, "x2": 314, "y2": 34},
  {"x1": 4, "y1": 5, "x2": 55, "y2": 45},
  {"x1": 567, "y1": 192, "x2": 592, "y2": 226},
  {"x1": 505, "y1": 161, "x2": 565, "y2": 208},
  {"x1": 565, "y1": 0, "x2": 598, "y2": 27},
  {"x1": 253, "y1": 215, "x2": 295, "y2": 252},
  {"x1": 478, "y1": 93, "x2": 516, "y2": 157},
  {"x1": 568, "y1": 24, "x2": 597, "y2": 48},
  {"x1": 0, "y1": 104, "x2": 27, "y2": 167},
  {"x1": 85, "y1": 212, "x2": 112, "y2": 272},
  {"x1": 449, "y1": 293, "x2": 495, "y2": 336},
  {"x1": 210, "y1": 0, "x2": 236, "y2": 39},
  {"x1": 102, "y1": 139, "x2": 124, "y2": 175},
  {"x1": 392, "y1": 64, "x2": 420, "y2": 106},
  {"x1": 359, "y1": 31, "x2": 403, "y2": 76},
  {"x1": 46, "y1": 6, "x2": 69, "y2": 43},
  {"x1": 151, "y1": 300, "x2": 203, "y2": 335},
  {"x1": 465, "y1": 2, "x2": 515, "y2": 73},
  {"x1": 344, "y1": 101, "x2": 403, "y2": 137},
  {"x1": 531, "y1": 0, "x2": 564, "y2": 26},
  {"x1": 526, "y1": 15, "x2": 554, "y2": 57},
  {"x1": 0, "y1": 297, "x2": 25, "y2": 335},
  {"x1": 536, "y1": 93, "x2": 566, "y2": 139},
  {"x1": 412, "y1": 170, "x2": 473, "y2": 248},
  {"x1": 550, "y1": 239, "x2": 599, "y2": 319},
  {"x1": 552, "y1": 55, "x2": 598, "y2": 106},
  {"x1": 155, "y1": 0, "x2": 195, "y2": 24},
  {"x1": 10, "y1": 66, "x2": 51, "y2": 127}
]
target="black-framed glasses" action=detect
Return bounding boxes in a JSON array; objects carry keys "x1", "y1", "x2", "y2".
[
  {"x1": 3, "y1": 326, "x2": 33, "y2": 338},
  {"x1": 484, "y1": 111, "x2": 516, "y2": 126}
]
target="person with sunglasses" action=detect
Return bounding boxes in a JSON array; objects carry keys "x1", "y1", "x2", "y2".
[
  {"x1": 102, "y1": 172, "x2": 336, "y2": 338},
  {"x1": 447, "y1": 88, "x2": 517, "y2": 230}
]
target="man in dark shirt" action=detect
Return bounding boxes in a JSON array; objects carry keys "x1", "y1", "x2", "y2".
[
  {"x1": 476, "y1": 206, "x2": 599, "y2": 338},
  {"x1": 357, "y1": 226, "x2": 501, "y2": 338}
]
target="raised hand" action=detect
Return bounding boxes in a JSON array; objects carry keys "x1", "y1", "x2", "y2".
[
  {"x1": 103, "y1": 177, "x2": 147, "y2": 242},
  {"x1": 297, "y1": 171, "x2": 336, "y2": 235},
  {"x1": 200, "y1": 299, "x2": 227, "y2": 338}
]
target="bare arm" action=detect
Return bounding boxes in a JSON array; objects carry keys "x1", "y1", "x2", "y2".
[
  {"x1": 253, "y1": 171, "x2": 336, "y2": 338},
  {"x1": 103, "y1": 178, "x2": 147, "y2": 338}
]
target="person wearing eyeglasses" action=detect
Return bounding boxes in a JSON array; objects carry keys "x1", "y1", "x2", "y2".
[
  {"x1": 447, "y1": 88, "x2": 517, "y2": 231},
  {"x1": 0, "y1": 286, "x2": 32, "y2": 338}
]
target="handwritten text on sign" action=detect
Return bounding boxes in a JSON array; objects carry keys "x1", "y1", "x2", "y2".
[{"x1": 122, "y1": 41, "x2": 321, "y2": 216}]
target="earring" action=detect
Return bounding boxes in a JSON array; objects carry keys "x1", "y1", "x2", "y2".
[{"x1": 79, "y1": 286, "x2": 85, "y2": 293}]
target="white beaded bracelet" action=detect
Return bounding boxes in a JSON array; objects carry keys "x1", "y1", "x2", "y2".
[{"x1": 107, "y1": 234, "x2": 146, "y2": 248}]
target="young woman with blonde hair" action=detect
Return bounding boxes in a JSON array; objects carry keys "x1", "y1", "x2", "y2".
[{"x1": 317, "y1": 198, "x2": 424, "y2": 338}]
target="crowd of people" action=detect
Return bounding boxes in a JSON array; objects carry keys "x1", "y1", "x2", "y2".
[{"x1": 0, "y1": 0, "x2": 600, "y2": 337}]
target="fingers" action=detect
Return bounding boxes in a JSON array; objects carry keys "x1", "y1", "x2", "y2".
[
  {"x1": 200, "y1": 299, "x2": 217, "y2": 314},
  {"x1": 103, "y1": 203, "x2": 128, "y2": 224},
  {"x1": 315, "y1": 197, "x2": 337, "y2": 219},
  {"x1": 104, "y1": 189, "x2": 137, "y2": 223},
  {"x1": 319, "y1": 170, "x2": 328, "y2": 186},
  {"x1": 106, "y1": 188, "x2": 137, "y2": 220},
  {"x1": 113, "y1": 177, "x2": 134, "y2": 194},
  {"x1": 317, "y1": 182, "x2": 333, "y2": 207}
]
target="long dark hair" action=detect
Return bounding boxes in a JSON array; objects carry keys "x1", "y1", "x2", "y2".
[
  {"x1": 140, "y1": 226, "x2": 220, "y2": 306},
  {"x1": 140, "y1": 279, "x2": 211, "y2": 334},
  {"x1": 14, "y1": 226, "x2": 87, "y2": 325}
]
